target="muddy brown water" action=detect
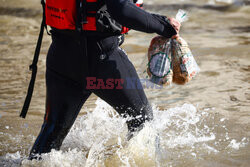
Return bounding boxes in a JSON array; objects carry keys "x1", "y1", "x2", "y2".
[{"x1": 0, "y1": 0, "x2": 249, "y2": 166}]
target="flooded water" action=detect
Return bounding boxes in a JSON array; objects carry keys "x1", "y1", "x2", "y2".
[{"x1": 0, "y1": 0, "x2": 249, "y2": 166}]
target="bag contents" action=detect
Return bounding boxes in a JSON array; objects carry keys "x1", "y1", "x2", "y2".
[
  {"x1": 171, "y1": 37, "x2": 200, "y2": 85},
  {"x1": 142, "y1": 9, "x2": 200, "y2": 86},
  {"x1": 147, "y1": 36, "x2": 173, "y2": 86}
]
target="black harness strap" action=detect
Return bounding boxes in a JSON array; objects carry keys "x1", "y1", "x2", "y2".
[
  {"x1": 20, "y1": 0, "x2": 46, "y2": 118},
  {"x1": 76, "y1": 0, "x2": 83, "y2": 32}
]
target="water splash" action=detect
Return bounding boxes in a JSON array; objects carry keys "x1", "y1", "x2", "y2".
[{"x1": 1, "y1": 99, "x2": 249, "y2": 166}]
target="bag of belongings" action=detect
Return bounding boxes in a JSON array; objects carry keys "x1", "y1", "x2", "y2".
[{"x1": 142, "y1": 10, "x2": 200, "y2": 86}]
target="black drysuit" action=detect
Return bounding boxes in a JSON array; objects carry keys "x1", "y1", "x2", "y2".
[{"x1": 29, "y1": 0, "x2": 176, "y2": 157}]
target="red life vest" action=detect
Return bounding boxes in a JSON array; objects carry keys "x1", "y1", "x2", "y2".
[{"x1": 45, "y1": 0, "x2": 143, "y2": 34}]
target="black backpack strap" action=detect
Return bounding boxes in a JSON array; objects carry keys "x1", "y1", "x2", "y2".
[{"x1": 20, "y1": 0, "x2": 46, "y2": 118}]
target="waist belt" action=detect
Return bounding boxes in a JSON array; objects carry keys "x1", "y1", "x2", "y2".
[{"x1": 51, "y1": 28, "x2": 120, "y2": 53}]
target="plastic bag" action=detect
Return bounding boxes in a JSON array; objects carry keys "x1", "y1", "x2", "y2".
[
  {"x1": 146, "y1": 36, "x2": 173, "y2": 86},
  {"x1": 141, "y1": 9, "x2": 200, "y2": 86},
  {"x1": 171, "y1": 37, "x2": 200, "y2": 85}
]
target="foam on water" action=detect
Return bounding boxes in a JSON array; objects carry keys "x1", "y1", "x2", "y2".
[{"x1": 1, "y1": 99, "x2": 249, "y2": 166}]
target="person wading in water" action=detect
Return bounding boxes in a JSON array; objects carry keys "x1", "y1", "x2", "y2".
[{"x1": 20, "y1": 0, "x2": 180, "y2": 159}]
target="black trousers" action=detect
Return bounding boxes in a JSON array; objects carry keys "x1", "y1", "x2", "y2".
[{"x1": 29, "y1": 31, "x2": 153, "y2": 156}]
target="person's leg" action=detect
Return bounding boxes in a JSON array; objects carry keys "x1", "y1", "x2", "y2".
[
  {"x1": 91, "y1": 45, "x2": 153, "y2": 134},
  {"x1": 29, "y1": 68, "x2": 91, "y2": 158}
]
